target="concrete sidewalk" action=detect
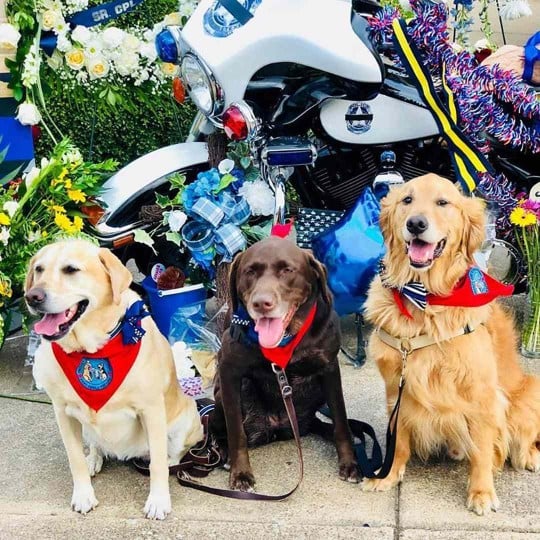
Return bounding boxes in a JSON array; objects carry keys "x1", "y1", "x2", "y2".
[{"x1": 0, "y1": 296, "x2": 539, "y2": 540}]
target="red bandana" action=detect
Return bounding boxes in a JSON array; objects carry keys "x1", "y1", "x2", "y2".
[
  {"x1": 393, "y1": 268, "x2": 514, "y2": 319},
  {"x1": 52, "y1": 333, "x2": 141, "y2": 412},
  {"x1": 259, "y1": 303, "x2": 317, "y2": 369}
]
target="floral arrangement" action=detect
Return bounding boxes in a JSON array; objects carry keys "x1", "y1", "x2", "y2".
[
  {"x1": 134, "y1": 145, "x2": 274, "y2": 279},
  {"x1": 3, "y1": 0, "x2": 199, "y2": 123},
  {"x1": 0, "y1": 139, "x2": 116, "y2": 345},
  {"x1": 510, "y1": 197, "x2": 540, "y2": 357}
]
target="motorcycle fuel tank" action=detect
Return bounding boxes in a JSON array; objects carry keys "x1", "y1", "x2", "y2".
[
  {"x1": 181, "y1": 0, "x2": 383, "y2": 109},
  {"x1": 319, "y1": 94, "x2": 438, "y2": 144}
]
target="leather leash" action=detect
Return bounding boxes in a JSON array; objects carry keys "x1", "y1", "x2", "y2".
[{"x1": 177, "y1": 363, "x2": 304, "y2": 500}]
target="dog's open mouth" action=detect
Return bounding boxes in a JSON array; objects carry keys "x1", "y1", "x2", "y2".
[
  {"x1": 406, "y1": 238, "x2": 446, "y2": 268},
  {"x1": 33, "y1": 300, "x2": 89, "y2": 341},
  {"x1": 254, "y1": 304, "x2": 297, "y2": 349}
]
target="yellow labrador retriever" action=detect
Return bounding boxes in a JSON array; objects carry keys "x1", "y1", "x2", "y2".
[{"x1": 24, "y1": 239, "x2": 203, "y2": 520}]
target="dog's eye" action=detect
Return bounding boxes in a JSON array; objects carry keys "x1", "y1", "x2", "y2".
[
  {"x1": 282, "y1": 267, "x2": 295, "y2": 274},
  {"x1": 437, "y1": 199, "x2": 449, "y2": 207},
  {"x1": 244, "y1": 268, "x2": 255, "y2": 277},
  {"x1": 34, "y1": 265, "x2": 43, "y2": 274},
  {"x1": 402, "y1": 196, "x2": 413, "y2": 205},
  {"x1": 62, "y1": 265, "x2": 80, "y2": 275}
]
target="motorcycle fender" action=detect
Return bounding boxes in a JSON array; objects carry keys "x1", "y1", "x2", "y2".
[
  {"x1": 319, "y1": 95, "x2": 438, "y2": 144},
  {"x1": 94, "y1": 142, "x2": 208, "y2": 240}
]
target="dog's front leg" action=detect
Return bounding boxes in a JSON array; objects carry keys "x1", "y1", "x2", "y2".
[
  {"x1": 467, "y1": 422, "x2": 500, "y2": 515},
  {"x1": 141, "y1": 398, "x2": 171, "y2": 520},
  {"x1": 53, "y1": 404, "x2": 98, "y2": 514},
  {"x1": 322, "y1": 363, "x2": 359, "y2": 483},
  {"x1": 220, "y1": 366, "x2": 255, "y2": 491}
]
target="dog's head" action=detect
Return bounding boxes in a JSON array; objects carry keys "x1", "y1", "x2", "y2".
[
  {"x1": 379, "y1": 174, "x2": 486, "y2": 294},
  {"x1": 228, "y1": 236, "x2": 331, "y2": 348},
  {"x1": 24, "y1": 240, "x2": 132, "y2": 341}
]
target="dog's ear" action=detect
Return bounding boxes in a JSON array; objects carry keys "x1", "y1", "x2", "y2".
[
  {"x1": 460, "y1": 196, "x2": 486, "y2": 262},
  {"x1": 24, "y1": 254, "x2": 37, "y2": 293},
  {"x1": 228, "y1": 251, "x2": 244, "y2": 311},
  {"x1": 98, "y1": 248, "x2": 132, "y2": 305},
  {"x1": 307, "y1": 251, "x2": 333, "y2": 305},
  {"x1": 378, "y1": 190, "x2": 399, "y2": 249}
]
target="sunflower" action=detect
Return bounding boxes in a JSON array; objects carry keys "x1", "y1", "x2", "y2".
[{"x1": 510, "y1": 206, "x2": 537, "y2": 227}]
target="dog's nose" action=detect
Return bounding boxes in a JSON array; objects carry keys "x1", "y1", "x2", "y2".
[
  {"x1": 406, "y1": 215, "x2": 428, "y2": 235},
  {"x1": 252, "y1": 293, "x2": 276, "y2": 313},
  {"x1": 25, "y1": 287, "x2": 46, "y2": 307}
]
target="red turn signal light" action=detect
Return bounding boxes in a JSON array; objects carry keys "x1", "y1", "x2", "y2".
[{"x1": 222, "y1": 101, "x2": 258, "y2": 141}]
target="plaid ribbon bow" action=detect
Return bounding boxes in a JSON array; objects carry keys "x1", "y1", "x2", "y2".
[
  {"x1": 182, "y1": 192, "x2": 251, "y2": 268},
  {"x1": 399, "y1": 282, "x2": 428, "y2": 311}
]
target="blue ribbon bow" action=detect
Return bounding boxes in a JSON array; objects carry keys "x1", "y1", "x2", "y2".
[
  {"x1": 523, "y1": 31, "x2": 540, "y2": 85},
  {"x1": 182, "y1": 191, "x2": 251, "y2": 275},
  {"x1": 121, "y1": 300, "x2": 150, "y2": 345}
]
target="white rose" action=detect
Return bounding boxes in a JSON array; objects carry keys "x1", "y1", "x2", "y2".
[
  {"x1": 139, "y1": 41, "x2": 157, "y2": 62},
  {"x1": 0, "y1": 227, "x2": 10, "y2": 246},
  {"x1": 46, "y1": 50, "x2": 63, "y2": 70},
  {"x1": 238, "y1": 180, "x2": 275, "y2": 216},
  {"x1": 15, "y1": 102, "x2": 42, "y2": 126},
  {"x1": 71, "y1": 25, "x2": 92, "y2": 45},
  {"x1": 65, "y1": 48, "x2": 85, "y2": 70},
  {"x1": 56, "y1": 33, "x2": 71, "y2": 52},
  {"x1": 3, "y1": 201, "x2": 19, "y2": 218},
  {"x1": 474, "y1": 38, "x2": 492, "y2": 51},
  {"x1": 102, "y1": 27, "x2": 125, "y2": 49},
  {"x1": 123, "y1": 33, "x2": 140, "y2": 51},
  {"x1": 87, "y1": 56, "x2": 109, "y2": 79},
  {"x1": 41, "y1": 9, "x2": 61, "y2": 31},
  {"x1": 218, "y1": 159, "x2": 235, "y2": 175},
  {"x1": 160, "y1": 62, "x2": 180, "y2": 77},
  {"x1": 164, "y1": 12, "x2": 182, "y2": 25},
  {"x1": 166, "y1": 210, "x2": 188, "y2": 232},
  {"x1": 115, "y1": 51, "x2": 140, "y2": 76},
  {"x1": 0, "y1": 23, "x2": 21, "y2": 51}
]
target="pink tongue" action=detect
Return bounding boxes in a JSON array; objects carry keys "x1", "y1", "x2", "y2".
[
  {"x1": 34, "y1": 308, "x2": 75, "y2": 337},
  {"x1": 408, "y1": 241, "x2": 436, "y2": 264},
  {"x1": 255, "y1": 317, "x2": 285, "y2": 348}
]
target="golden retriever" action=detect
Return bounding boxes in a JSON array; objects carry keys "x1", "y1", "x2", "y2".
[
  {"x1": 24, "y1": 239, "x2": 203, "y2": 520},
  {"x1": 362, "y1": 174, "x2": 540, "y2": 515}
]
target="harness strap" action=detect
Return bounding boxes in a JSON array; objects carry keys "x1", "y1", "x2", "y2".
[{"x1": 177, "y1": 364, "x2": 304, "y2": 500}]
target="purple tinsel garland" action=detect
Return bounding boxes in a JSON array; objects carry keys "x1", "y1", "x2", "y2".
[{"x1": 367, "y1": 0, "x2": 540, "y2": 155}]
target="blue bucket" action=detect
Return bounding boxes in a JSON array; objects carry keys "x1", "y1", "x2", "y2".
[{"x1": 141, "y1": 277, "x2": 206, "y2": 338}]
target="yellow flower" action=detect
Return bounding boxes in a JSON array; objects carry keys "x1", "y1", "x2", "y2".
[
  {"x1": 0, "y1": 279, "x2": 12, "y2": 298},
  {"x1": 64, "y1": 178, "x2": 72, "y2": 189},
  {"x1": 0, "y1": 212, "x2": 10, "y2": 226},
  {"x1": 510, "y1": 207, "x2": 537, "y2": 227},
  {"x1": 51, "y1": 204, "x2": 66, "y2": 214},
  {"x1": 54, "y1": 212, "x2": 73, "y2": 232},
  {"x1": 65, "y1": 49, "x2": 85, "y2": 71},
  {"x1": 72, "y1": 216, "x2": 83, "y2": 232},
  {"x1": 67, "y1": 189, "x2": 86, "y2": 203},
  {"x1": 161, "y1": 62, "x2": 180, "y2": 77}
]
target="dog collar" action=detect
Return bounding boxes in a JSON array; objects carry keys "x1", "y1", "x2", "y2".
[
  {"x1": 382, "y1": 266, "x2": 514, "y2": 319},
  {"x1": 51, "y1": 301, "x2": 150, "y2": 412},
  {"x1": 230, "y1": 303, "x2": 318, "y2": 369}
]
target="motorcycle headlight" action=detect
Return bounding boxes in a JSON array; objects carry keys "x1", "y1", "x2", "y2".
[{"x1": 181, "y1": 53, "x2": 223, "y2": 117}]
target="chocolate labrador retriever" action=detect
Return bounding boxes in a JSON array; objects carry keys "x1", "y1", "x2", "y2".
[{"x1": 210, "y1": 236, "x2": 358, "y2": 491}]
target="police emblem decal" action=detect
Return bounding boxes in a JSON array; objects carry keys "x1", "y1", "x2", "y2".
[{"x1": 76, "y1": 358, "x2": 113, "y2": 390}]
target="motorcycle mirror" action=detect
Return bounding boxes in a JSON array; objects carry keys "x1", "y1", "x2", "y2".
[{"x1": 475, "y1": 239, "x2": 521, "y2": 285}]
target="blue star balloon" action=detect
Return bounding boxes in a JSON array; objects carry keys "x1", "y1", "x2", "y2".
[{"x1": 311, "y1": 187, "x2": 385, "y2": 316}]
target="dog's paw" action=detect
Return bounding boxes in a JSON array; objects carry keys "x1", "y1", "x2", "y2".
[
  {"x1": 144, "y1": 491, "x2": 171, "y2": 520},
  {"x1": 361, "y1": 468, "x2": 404, "y2": 492},
  {"x1": 229, "y1": 469, "x2": 256, "y2": 492},
  {"x1": 71, "y1": 485, "x2": 99, "y2": 515},
  {"x1": 86, "y1": 452, "x2": 103, "y2": 477},
  {"x1": 467, "y1": 489, "x2": 500, "y2": 515},
  {"x1": 339, "y1": 461, "x2": 360, "y2": 483}
]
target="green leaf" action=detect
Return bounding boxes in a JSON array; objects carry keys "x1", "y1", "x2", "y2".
[
  {"x1": 155, "y1": 193, "x2": 172, "y2": 208},
  {"x1": 216, "y1": 173, "x2": 234, "y2": 192},
  {"x1": 106, "y1": 90, "x2": 117, "y2": 107},
  {"x1": 133, "y1": 229, "x2": 157, "y2": 253},
  {"x1": 240, "y1": 156, "x2": 251, "y2": 169},
  {"x1": 0, "y1": 165, "x2": 22, "y2": 186},
  {"x1": 245, "y1": 169, "x2": 260, "y2": 182},
  {"x1": 13, "y1": 86, "x2": 23, "y2": 101},
  {"x1": 169, "y1": 173, "x2": 187, "y2": 189},
  {"x1": 165, "y1": 231, "x2": 182, "y2": 246}
]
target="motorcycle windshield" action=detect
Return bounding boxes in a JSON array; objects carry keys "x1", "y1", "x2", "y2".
[{"x1": 182, "y1": 0, "x2": 383, "y2": 107}]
